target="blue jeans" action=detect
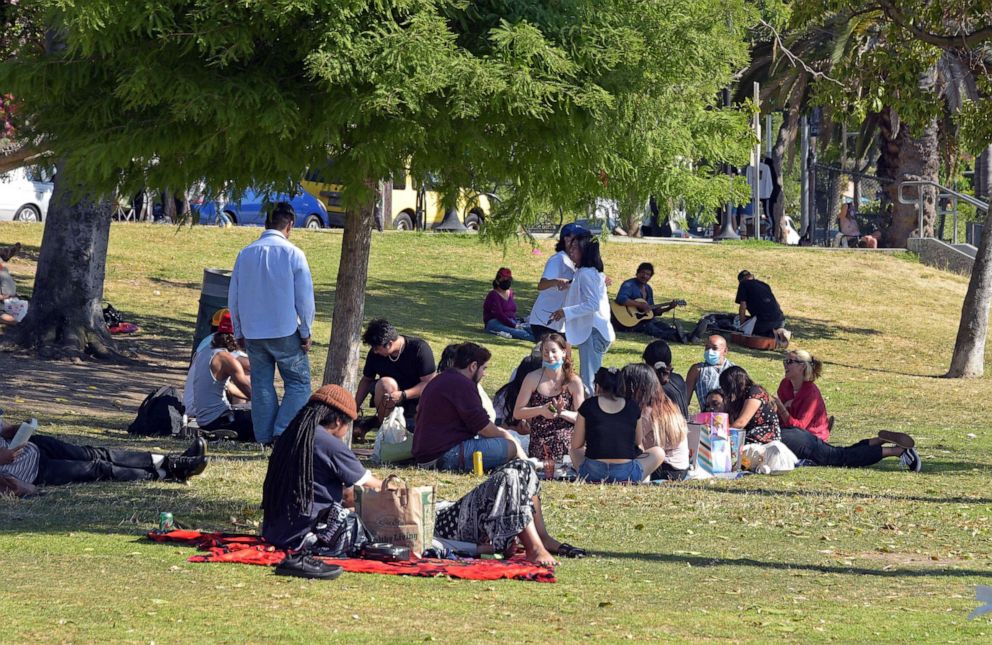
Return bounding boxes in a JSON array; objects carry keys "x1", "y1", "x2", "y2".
[
  {"x1": 578, "y1": 458, "x2": 644, "y2": 483},
  {"x1": 245, "y1": 333, "x2": 312, "y2": 444},
  {"x1": 438, "y1": 437, "x2": 511, "y2": 473},
  {"x1": 577, "y1": 328, "x2": 611, "y2": 393},
  {"x1": 485, "y1": 319, "x2": 535, "y2": 342}
]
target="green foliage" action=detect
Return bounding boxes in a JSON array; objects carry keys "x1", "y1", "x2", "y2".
[{"x1": 0, "y1": 0, "x2": 754, "y2": 233}]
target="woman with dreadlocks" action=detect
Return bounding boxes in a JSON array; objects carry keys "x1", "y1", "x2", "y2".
[{"x1": 262, "y1": 385, "x2": 383, "y2": 578}]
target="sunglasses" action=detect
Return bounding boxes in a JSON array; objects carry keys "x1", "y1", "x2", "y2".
[{"x1": 783, "y1": 359, "x2": 804, "y2": 366}]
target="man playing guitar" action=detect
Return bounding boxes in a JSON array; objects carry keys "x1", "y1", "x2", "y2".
[{"x1": 611, "y1": 262, "x2": 688, "y2": 343}]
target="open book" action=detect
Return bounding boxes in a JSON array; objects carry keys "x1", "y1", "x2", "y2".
[{"x1": 8, "y1": 418, "x2": 38, "y2": 450}]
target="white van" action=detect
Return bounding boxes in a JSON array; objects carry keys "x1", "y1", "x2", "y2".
[{"x1": 0, "y1": 166, "x2": 54, "y2": 222}]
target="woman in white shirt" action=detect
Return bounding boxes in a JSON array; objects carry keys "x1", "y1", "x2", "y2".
[
  {"x1": 549, "y1": 237, "x2": 615, "y2": 393},
  {"x1": 527, "y1": 223, "x2": 589, "y2": 341}
]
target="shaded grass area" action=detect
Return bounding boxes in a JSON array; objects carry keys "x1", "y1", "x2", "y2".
[{"x1": 1, "y1": 222, "x2": 992, "y2": 643}]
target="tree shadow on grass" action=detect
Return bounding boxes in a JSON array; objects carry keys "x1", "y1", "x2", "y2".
[
  {"x1": 821, "y1": 359, "x2": 944, "y2": 379},
  {"x1": 702, "y1": 482, "x2": 992, "y2": 506},
  {"x1": 594, "y1": 550, "x2": 992, "y2": 578}
]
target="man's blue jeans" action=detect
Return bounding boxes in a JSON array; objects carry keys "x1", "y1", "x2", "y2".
[
  {"x1": 577, "y1": 328, "x2": 611, "y2": 393},
  {"x1": 245, "y1": 333, "x2": 312, "y2": 444}
]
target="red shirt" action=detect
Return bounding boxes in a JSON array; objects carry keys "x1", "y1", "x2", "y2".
[{"x1": 777, "y1": 379, "x2": 829, "y2": 441}]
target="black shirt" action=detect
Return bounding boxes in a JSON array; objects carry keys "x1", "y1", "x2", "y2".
[
  {"x1": 735, "y1": 279, "x2": 783, "y2": 322},
  {"x1": 663, "y1": 372, "x2": 689, "y2": 420},
  {"x1": 261, "y1": 429, "x2": 368, "y2": 549},
  {"x1": 579, "y1": 397, "x2": 642, "y2": 460},
  {"x1": 362, "y1": 336, "x2": 436, "y2": 418}
]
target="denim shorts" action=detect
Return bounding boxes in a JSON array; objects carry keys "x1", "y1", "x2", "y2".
[
  {"x1": 578, "y1": 458, "x2": 644, "y2": 483},
  {"x1": 438, "y1": 437, "x2": 510, "y2": 473}
]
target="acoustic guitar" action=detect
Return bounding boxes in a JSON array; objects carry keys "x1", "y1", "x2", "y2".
[{"x1": 610, "y1": 298, "x2": 686, "y2": 329}]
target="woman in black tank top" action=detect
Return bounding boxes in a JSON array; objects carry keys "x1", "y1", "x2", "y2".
[{"x1": 570, "y1": 368, "x2": 665, "y2": 483}]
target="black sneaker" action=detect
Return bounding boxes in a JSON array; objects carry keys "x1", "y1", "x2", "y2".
[
  {"x1": 275, "y1": 553, "x2": 343, "y2": 580},
  {"x1": 180, "y1": 437, "x2": 208, "y2": 459},
  {"x1": 899, "y1": 447, "x2": 922, "y2": 472},
  {"x1": 166, "y1": 456, "x2": 208, "y2": 482}
]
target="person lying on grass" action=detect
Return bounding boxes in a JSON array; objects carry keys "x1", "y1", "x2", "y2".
[
  {"x1": 434, "y1": 459, "x2": 586, "y2": 565},
  {"x1": 619, "y1": 363, "x2": 690, "y2": 481},
  {"x1": 0, "y1": 409, "x2": 207, "y2": 497},
  {"x1": 570, "y1": 367, "x2": 665, "y2": 484},
  {"x1": 773, "y1": 349, "x2": 922, "y2": 472},
  {"x1": 261, "y1": 385, "x2": 384, "y2": 556}
]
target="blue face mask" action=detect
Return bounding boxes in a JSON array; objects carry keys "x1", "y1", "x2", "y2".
[
  {"x1": 703, "y1": 349, "x2": 721, "y2": 366},
  {"x1": 543, "y1": 359, "x2": 564, "y2": 370}
]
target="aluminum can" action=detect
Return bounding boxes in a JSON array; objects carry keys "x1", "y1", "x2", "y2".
[
  {"x1": 159, "y1": 512, "x2": 175, "y2": 532},
  {"x1": 472, "y1": 450, "x2": 484, "y2": 476}
]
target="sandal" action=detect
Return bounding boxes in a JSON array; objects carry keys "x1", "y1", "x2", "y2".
[
  {"x1": 555, "y1": 543, "x2": 587, "y2": 559},
  {"x1": 877, "y1": 430, "x2": 915, "y2": 449}
]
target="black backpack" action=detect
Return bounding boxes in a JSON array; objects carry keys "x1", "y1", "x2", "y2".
[{"x1": 128, "y1": 386, "x2": 185, "y2": 437}]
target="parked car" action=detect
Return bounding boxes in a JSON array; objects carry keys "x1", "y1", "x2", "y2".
[
  {"x1": 0, "y1": 166, "x2": 54, "y2": 222},
  {"x1": 194, "y1": 186, "x2": 335, "y2": 229}
]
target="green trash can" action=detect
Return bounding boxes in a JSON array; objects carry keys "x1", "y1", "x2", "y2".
[{"x1": 191, "y1": 268, "x2": 232, "y2": 360}]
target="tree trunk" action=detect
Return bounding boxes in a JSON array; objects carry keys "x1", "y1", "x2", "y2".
[
  {"x1": 946, "y1": 202, "x2": 992, "y2": 377},
  {"x1": 825, "y1": 169, "x2": 846, "y2": 237},
  {"x1": 877, "y1": 105, "x2": 940, "y2": 248},
  {"x1": 976, "y1": 145, "x2": 992, "y2": 200},
  {"x1": 2, "y1": 160, "x2": 116, "y2": 359},
  {"x1": 322, "y1": 195, "x2": 376, "y2": 395},
  {"x1": 771, "y1": 107, "x2": 799, "y2": 244}
]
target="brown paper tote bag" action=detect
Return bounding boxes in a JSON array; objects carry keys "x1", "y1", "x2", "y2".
[{"x1": 355, "y1": 475, "x2": 435, "y2": 556}]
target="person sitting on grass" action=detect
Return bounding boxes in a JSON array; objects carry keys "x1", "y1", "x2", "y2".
[
  {"x1": 1, "y1": 241, "x2": 25, "y2": 326},
  {"x1": 774, "y1": 349, "x2": 922, "y2": 471},
  {"x1": 261, "y1": 385, "x2": 384, "y2": 578},
  {"x1": 570, "y1": 367, "x2": 665, "y2": 484},
  {"x1": 412, "y1": 342, "x2": 526, "y2": 473},
  {"x1": 492, "y1": 353, "x2": 544, "y2": 430},
  {"x1": 0, "y1": 408, "x2": 207, "y2": 497},
  {"x1": 718, "y1": 366, "x2": 781, "y2": 444},
  {"x1": 684, "y1": 334, "x2": 735, "y2": 412},
  {"x1": 483, "y1": 267, "x2": 535, "y2": 341},
  {"x1": 353, "y1": 318, "x2": 436, "y2": 441},
  {"x1": 619, "y1": 363, "x2": 690, "y2": 481},
  {"x1": 702, "y1": 388, "x2": 727, "y2": 414},
  {"x1": 512, "y1": 333, "x2": 584, "y2": 462},
  {"x1": 434, "y1": 459, "x2": 586, "y2": 566},
  {"x1": 184, "y1": 311, "x2": 255, "y2": 442},
  {"x1": 642, "y1": 340, "x2": 689, "y2": 420}
]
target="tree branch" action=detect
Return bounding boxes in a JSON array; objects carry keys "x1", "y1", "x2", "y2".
[
  {"x1": 876, "y1": 0, "x2": 992, "y2": 49},
  {"x1": 0, "y1": 140, "x2": 49, "y2": 174},
  {"x1": 757, "y1": 18, "x2": 846, "y2": 88}
]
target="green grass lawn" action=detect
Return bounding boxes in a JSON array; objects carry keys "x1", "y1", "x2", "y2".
[{"x1": 1, "y1": 222, "x2": 991, "y2": 643}]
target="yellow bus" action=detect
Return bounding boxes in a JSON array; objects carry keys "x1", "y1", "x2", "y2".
[{"x1": 301, "y1": 170, "x2": 491, "y2": 231}]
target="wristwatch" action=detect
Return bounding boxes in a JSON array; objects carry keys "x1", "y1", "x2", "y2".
[{"x1": 399, "y1": 391, "x2": 407, "y2": 403}]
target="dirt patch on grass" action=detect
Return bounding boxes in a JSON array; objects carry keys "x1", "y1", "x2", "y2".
[{"x1": 0, "y1": 333, "x2": 189, "y2": 421}]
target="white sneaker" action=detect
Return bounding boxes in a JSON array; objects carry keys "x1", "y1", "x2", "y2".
[{"x1": 496, "y1": 331, "x2": 513, "y2": 339}]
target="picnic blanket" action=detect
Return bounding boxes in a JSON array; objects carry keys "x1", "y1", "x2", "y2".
[{"x1": 146, "y1": 530, "x2": 556, "y2": 583}]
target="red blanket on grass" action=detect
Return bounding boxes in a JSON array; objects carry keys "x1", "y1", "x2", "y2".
[{"x1": 146, "y1": 530, "x2": 556, "y2": 583}]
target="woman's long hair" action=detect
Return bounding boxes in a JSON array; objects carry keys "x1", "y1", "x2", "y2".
[
  {"x1": 620, "y1": 363, "x2": 686, "y2": 449},
  {"x1": 718, "y1": 365, "x2": 755, "y2": 421},
  {"x1": 642, "y1": 340, "x2": 674, "y2": 386},
  {"x1": 261, "y1": 401, "x2": 349, "y2": 521},
  {"x1": 493, "y1": 354, "x2": 543, "y2": 422},
  {"x1": 574, "y1": 237, "x2": 604, "y2": 272}
]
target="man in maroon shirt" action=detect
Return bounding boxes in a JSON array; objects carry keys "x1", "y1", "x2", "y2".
[{"x1": 412, "y1": 343, "x2": 526, "y2": 472}]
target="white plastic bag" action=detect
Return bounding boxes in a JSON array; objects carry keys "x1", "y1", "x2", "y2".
[
  {"x1": 740, "y1": 440, "x2": 797, "y2": 475},
  {"x1": 734, "y1": 315, "x2": 757, "y2": 336},
  {"x1": 373, "y1": 407, "x2": 413, "y2": 464},
  {"x1": 2, "y1": 297, "x2": 29, "y2": 323}
]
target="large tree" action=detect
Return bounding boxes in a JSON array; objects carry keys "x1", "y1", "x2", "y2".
[{"x1": 1, "y1": 0, "x2": 752, "y2": 382}]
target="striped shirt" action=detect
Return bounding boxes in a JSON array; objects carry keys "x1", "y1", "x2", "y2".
[{"x1": 0, "y1": 437, "x2": 40, "y2": 484}]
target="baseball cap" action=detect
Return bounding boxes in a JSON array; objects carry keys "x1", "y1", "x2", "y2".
[
  {"x1": 216, "y1": 311, "x2": 234, "y2": 335},
  {"x1": 211, "y1": 307, "x2": 230, "y2": 326},
  {"x1": 560, "y1": 222, "x2": 590, "y2": 239},
  {"x1": 496, "y1": 267, "x2": 512, "y2": 280}
]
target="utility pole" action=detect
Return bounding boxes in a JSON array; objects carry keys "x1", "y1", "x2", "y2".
[{"x1": 751, "y1": 82, "x2": 761, "y2": 240}]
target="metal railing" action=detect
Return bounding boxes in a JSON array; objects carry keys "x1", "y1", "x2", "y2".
[{"x1": 898, "y1": 180, "x2": 989, "y2": 244}]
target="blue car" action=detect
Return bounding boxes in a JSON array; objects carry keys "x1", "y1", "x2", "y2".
[{"x1": 195, "y1": 186, "x2": 337, "y2": 229}]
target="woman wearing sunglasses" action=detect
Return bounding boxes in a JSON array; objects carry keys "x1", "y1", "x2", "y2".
[{"x1": 776, "y1": 349, "x2": 922, "y2": 471}]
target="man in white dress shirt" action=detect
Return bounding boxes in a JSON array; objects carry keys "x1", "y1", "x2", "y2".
[{"x1": 228, "y1": 203, "x2": 316, "y2": 445}]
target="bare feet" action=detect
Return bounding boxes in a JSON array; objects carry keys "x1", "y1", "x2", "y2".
[{"x1": 525, "y1": 545, "x2": 558, "y2": 567}]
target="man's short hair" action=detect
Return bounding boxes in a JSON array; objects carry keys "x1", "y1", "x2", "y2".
[
  {"x1": 737, "y1": 270, "x2": 752, "y2": 282},
  {"x1": 362, "y1": 318, "x2": 399, "y2": 347},
  {"x1": 453, "y1": 342, "x2": 491, "y2": 369},
  {"x1": 267, "y1": 202, "x2": 296, "y2": 230},
  {"x1": 637, "y1": 262, "x2": 654, "y2": 274}
]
